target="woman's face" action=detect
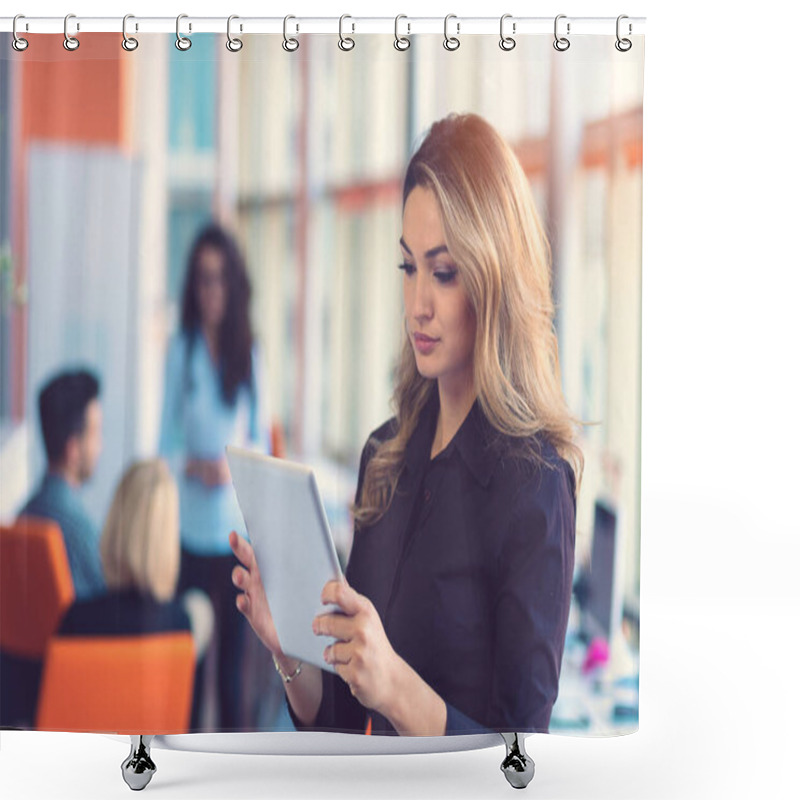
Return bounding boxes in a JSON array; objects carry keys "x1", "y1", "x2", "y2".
[
  {"x1": 401, "y1": 186, "x2": 477, "y2": 394},
  {"x1": 195, "y1": 245, "x2": 227, "y2": 330}
]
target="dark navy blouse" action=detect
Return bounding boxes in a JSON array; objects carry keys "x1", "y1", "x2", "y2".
[
  {"x1": 290, "y1": 389, "x2": 576, "y2": 735},
  {"x1": 57, "y1": 590, "x2": 191, "y2": 638}
]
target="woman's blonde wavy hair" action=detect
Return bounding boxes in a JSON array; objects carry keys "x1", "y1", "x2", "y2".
[
  {"x1": 100, "y1": 459, "x2": 180, "y2": 602},
  {"x1": 353, "y1": 113, "x2": 583, "y2": 530}
]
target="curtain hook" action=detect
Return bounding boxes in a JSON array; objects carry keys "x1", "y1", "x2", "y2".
[
  {"x1": 553, "y1": 14, "x2": 570, "y2": 52},
  {"x1": 443, "y1": 14, "x2": 460, "y2": 51},
  {"x1": 175, "y1": 14, "x2": 192, "y2": 51},
  {"x1": 227, "y1": 15, "x2": 243, "y2": 52},
  {"x1": 64, "y1": 13, "x2": 80, "y2": 51},
  {"x1": 615, "y1": 15, "x2": 632, "y2": 52},
  {"x1": 122, "y1": 14, "x2": 139, "y2": 51},
  {"x1": 283, "y1": 15, "x2": 299, "y2": 52},
  {"x1": 394, "y1": 14, "x2": 410, "y2": 51},
  {"x1": 499, "y1": 14, "x2": 516, "y2": 51},
  {"x1": 339, "y1": 14, "x2": 355, "y2": 51},
  {"x1": 12, "y1": 15, "x2": 29, "y2": 52}
]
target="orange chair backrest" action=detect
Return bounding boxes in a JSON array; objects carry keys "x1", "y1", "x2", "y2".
[
  {"x1": 0, "y1": 518, "x2": 75, "y2": 658},
  {"x1": 36, "y1": 632, "x2": 195, "y2": 734}
]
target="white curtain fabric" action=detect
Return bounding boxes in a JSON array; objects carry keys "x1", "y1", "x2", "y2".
[{"x1": 26, "y1": 143, "x2": 140, "y2": 523}]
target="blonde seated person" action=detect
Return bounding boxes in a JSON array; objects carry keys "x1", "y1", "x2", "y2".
[{"x1": 56, "y1": 459, "x2": 213, "y2": 660}]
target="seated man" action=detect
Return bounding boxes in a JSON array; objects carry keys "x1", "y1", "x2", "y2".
[{"x1": 19, "y1": 369, "x2": 106, "y2": 600}]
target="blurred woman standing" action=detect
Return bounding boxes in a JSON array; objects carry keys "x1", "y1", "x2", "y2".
[{"x1": 160, "y1": 223, "x2": 269, "y2": 730}]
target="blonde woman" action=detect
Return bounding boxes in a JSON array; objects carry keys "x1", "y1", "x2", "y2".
[
  {"x1": 57, "y1": 460, "x2": 211, "y2": 658},
  {"x1": 231, "y1": 113, "x2": 581, "y2": 736}
]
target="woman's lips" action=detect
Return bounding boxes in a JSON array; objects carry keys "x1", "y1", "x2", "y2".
[{"x1": 413, "y1": 333, "x2": 439, "y2": 355}]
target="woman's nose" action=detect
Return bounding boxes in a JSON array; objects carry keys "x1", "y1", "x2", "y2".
[{"x1": 411, "y1": 273, "x2": 433, "y2": 320}]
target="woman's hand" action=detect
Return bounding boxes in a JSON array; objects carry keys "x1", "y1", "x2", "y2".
[
  {"x1": 229, "y1": 531, "x2": 283, "y2": 655},
  {"x1": 313, "y1": 579, "x2": 402, "y2": 718},
  {"x1": 211, "y1": 457, "x2": 232, "y2": 485},
  {"x1": 187, "y1": 458, "x2": 231, "y2": 487}
]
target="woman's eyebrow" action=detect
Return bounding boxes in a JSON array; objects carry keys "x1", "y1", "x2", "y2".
[{"x1": 399, "y1": 237, "x2": 449, "y2": 260}]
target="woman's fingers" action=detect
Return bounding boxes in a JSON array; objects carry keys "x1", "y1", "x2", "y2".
[
  {"x1": 217, "y1": 458, "x2": 232, "y2": 485},
  {"x1": 232, "y1": 554, "x2": 279, "y2": 653},
  {"x1": 321, "y1": 578, "x2": 365, "y2": 616},
  {"x1": 230, "y1": 531, "x2": 258, "y2": 572},
  {"x1": 229, "y1": 530, "x2": 243, "y2": 557},
  {"x1": 323, "y1": 641, "x2": 351, "y2": 666},
  {"x1": 232, "y1": 566, "x2": 253, "y2": 619},
  {"x1": 313, "y1": 610, "x2": 355, "y2": 641},
  {"x1": 230, "y1": 533, "x2": 261, "y2": 622},
  {"x1": 230, "y1": 532, "x2": 255, "y2": 592},
  {"x1": 232, "y1": 564, "x2": 250, "y2": 590}
]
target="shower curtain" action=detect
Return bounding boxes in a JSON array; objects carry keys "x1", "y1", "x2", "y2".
[{"x1": 0, "y1": 20, "x2": 644, "y2": 741}]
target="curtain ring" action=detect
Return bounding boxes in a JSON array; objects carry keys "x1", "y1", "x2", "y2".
[
  {"x1": 122, "y1": 14, "x2": 138, "y2": 51},
  {"x1": 227, "y1": 15, "x2": 243, "y2": 52},
  {"x1": 64, "y1": 13, "x2": 80, "y2": 51},
  {"x1": 443, "y1": 14, "x2": 460, "y2": 51},
  {"x1": 394, "y1": 14, "x2": 410, "y2": 51},
  {"x1": 553, "y1": 14, "x2": 570, "y2": 52},
  {"x1": 12, "y1": 15, "x2": 29, "y2": 52},
  {"x1": 283, "y1": 15, "x2": 299, "y2": 52},
  {"x1": 175, "y1": 14, "x2": 192, "y2": 51},
  {"x1": 339, "y1": 15, "x2": 355, "y2": 51},
  {"x1": 615, "y1": 15, "x2": 632, "y2": 52},
  {"x1": 499, "y1": 14, "x2": 516, "y2": 51}
]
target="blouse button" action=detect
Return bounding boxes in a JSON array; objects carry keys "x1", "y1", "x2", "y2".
[{"x1": 424, "y1": 488, "x2": 432, "y2": 504}]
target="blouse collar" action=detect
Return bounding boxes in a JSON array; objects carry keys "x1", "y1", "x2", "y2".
[{"x1": 403, "y1": 388, "x2": 503, "y2": 489}]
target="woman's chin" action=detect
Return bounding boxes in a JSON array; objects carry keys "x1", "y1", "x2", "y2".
[{"x1": 414, "y1": 358, "x2": 438, "y2": 381}]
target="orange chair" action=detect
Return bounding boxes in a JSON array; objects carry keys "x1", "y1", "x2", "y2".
[
  {"x1": 0, "y1": 517, "x2": 75, "y2": 727},
  {"x1": 36, "y1": 631, "x2": 195, "y2": 734}
]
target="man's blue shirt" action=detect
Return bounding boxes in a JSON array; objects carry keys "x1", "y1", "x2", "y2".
[{"x1": 19, "y1": 473, "x2": 106, "y2": 600}]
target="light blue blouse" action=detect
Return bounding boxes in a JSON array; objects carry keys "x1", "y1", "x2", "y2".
[{"x1": 158, "y1": 331, "x2": 269, "y2": 555}]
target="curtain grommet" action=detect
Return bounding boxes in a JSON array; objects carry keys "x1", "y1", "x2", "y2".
[
  {"x1": 175, "y1": 14, "x2": 192, "y2": 51},
  {"x1": 12, "y1": 15, "x2": 29, "y2": 52},
  {"x1": 394, "y1": 14, "x2": 410, "y2": 51},
  {"x1": 443, "y1": 14, "x2": 460, "y2": 51},
  {"x1": 615, "y1": 15, "x2": 633, "y2": 52},
  {"x1": 64, "y1": 13, "x2": 80, "y2": 51},
  {"x1": 499, "y1": 14, "x2": 516, "y2": 51},
  {"x1": 553, "y1": 14, "x2": 570, "y2": 52},
  {"x1": 338, "y1": 14, "x2": 355, "y2": 51},
  {"x1": 226, "y1": 15, "x2": 243, "y2": 52},
  {"x1": 122, "y1": 14, "x2": 139, "y2": 52},
  {"x1": 283, "y1": 15, "x2": 299, "y2": 52}
]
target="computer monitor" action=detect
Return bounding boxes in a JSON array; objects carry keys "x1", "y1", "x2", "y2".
[{"x1": 580, "y1": 498, "x2": 624, "y2": 644}]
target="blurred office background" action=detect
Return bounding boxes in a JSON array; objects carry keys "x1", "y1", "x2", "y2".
[{"x1": 0, "y1": 33, "x2": 643, "y2": 732}]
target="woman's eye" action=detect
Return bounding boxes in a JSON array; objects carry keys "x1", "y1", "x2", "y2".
[
  {"x1": 434, "y1": 270, "x2": 456, "y2": 284},
  {"x1": 398, "y1": 262, "x2": 415, "y2": 275}
]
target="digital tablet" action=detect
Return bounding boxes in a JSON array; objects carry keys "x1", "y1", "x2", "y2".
[{"x1": 226, "y1": 446, "x2": 343, "y2": 674}]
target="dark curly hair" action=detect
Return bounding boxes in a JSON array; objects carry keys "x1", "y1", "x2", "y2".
[{"x1": 180, "y1": 223, "x2": 254, "y2": 405}]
